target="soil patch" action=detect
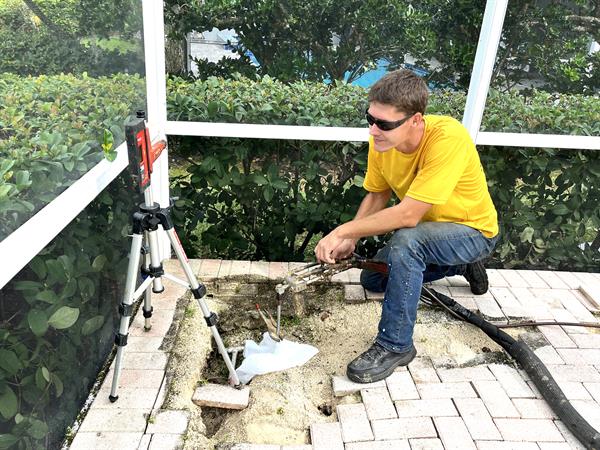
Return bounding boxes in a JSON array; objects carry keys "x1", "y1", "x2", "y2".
[{"x1": 165, "y1": 281, "x2": 521, "y2": 449}]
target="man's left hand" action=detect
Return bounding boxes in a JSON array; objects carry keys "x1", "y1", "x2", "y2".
[{"x1": 315, "y1": 231, "x2": 355, "y2": 264}]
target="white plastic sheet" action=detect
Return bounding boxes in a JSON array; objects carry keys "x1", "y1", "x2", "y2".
[{"x1": 235, "y1": 332, "x2": 319, "y2": 384}]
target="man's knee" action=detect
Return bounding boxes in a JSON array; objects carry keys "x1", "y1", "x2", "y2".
[{"x1": 360, "y1": 269, "x2": 387, "y2": 293}]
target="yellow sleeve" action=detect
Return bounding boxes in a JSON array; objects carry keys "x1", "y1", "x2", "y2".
[
  {"x1": 406, "y1": 136, "x2": 469, "y2": 204},
  {"x1": 362, "y1": 137, "x2": 390, "y2": 192}
]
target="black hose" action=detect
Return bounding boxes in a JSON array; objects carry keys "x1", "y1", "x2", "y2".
[{"x1": 423, "y1": 286, "x2": 600, "y2": 449}]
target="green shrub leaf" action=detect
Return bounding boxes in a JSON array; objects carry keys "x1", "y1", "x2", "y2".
[
  {"x1": 81, "y1": 316, "x2": 105, "y2": 336},
  {"x1": 48, "y1": 306, "x2": 80, "y2": 330},
  {"x1": 0, "y1": 350, "x2": 23, "y2": 375},
  {"x1": 0, "y1": 387, "x2": 18, "y2": 419},
  {"x1": 27, "y1": 310, "x2": 48, "y2": 336}
]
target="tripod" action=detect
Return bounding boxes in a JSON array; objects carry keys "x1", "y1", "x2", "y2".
[{"x1": 109, "y1": 115, "x2": 240, "y2": 402}]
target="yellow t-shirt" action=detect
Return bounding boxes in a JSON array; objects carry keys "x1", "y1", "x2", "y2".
[{"x1": 363, "y1": 115, "x2": 498, "y2": 238}]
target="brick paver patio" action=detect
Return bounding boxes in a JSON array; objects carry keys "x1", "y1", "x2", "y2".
[{"x1": 69, "y1": 260, "x2": 600, "y2": 450}]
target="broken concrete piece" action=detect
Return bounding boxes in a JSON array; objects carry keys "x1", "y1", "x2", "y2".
[{"x1": 192, "y1": 383, "x2": 250, "y2": 410}]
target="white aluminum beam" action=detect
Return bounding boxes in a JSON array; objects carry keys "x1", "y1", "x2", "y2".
[
  {"x1": 0, "y1": 142, "x2": 128, "y2": 290},
  {"x1": 142, "y1": 0, "x2": 170, "y2": 258},
  {"x1": 476, "y1": 132, "x2": 600, "y2": 150},
  {"x1": 462, "y1": 0, "x2": 508, "y2": 140},
  {"x1": 166, "y1": 121, "x2": 369, "y2": 142}
]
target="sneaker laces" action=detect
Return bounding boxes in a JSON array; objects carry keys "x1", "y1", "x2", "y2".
[{"x1": 361, "y1": 342, "x2": 388, "y2": 362}]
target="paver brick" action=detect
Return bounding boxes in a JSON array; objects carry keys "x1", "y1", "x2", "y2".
[
  {"x1": 510, "y1": 287, "x2": 553, "y2": 320},
  {"x1": 70, "y1": 432, "x2": 143, "y2": 450},
  {"x1": 310, "y1": 422, "x2": 344, "y2": 450},
  {"x1": 126, "y1": 337, "x2": 165, "y2": 352},
  {"x1": 230, "y1": 444, "x2": 280, "y2": 450},
  {"x1": 394, "y1": 398, "x2": 458, "y2": 417},
  {"x1": 474, "y1": 296, "x2": 505, "y2": 319},
  {"x1": 550, "y1": 307, "x2": 588, "y2": 334},
  {"x1": 365, "y1": 289, "x2": 385, "y2": 301},
  {"x1": 454, "y1": 398, "x2": 502, "y2": 440},
  {"x1": 446, "y1": 275, "x2": 469, "y2": 287},
  {"x1": 416, "y1": 381, "x2": 477, "y2": 399},
  {"x1": 408, "y1": 438, "x2": 444, "y2": 450},
  {"x1": 580, "y1": 284, "x2": 600, "y2": 310},
  {"x1": 78, "y1": 408, "x2": 148, "y2": 432},
  {"x1": 554, "y1": 420, "x2": 587, "y2": 450},
  {"x1": 385, "y1": 371, "x2": 419, "y2": 401},
  {"x1": 281, "y1": 446, "x2": 312, "y2": 450},
  {"x1": 515, "y1": 270, "x2": 549, "y2": 288},
  {"x1": 512, "y1": 398, "x2": 556, "y2": 419},
  {"x1": 533, "y1": 346, "x2": 565, "y2": 365},
  {"x1": 347, "y1": 268, "x2": 362, "y2": 284},
  {"x1": 494, "y1": 418, "x2": 564, "y2": 442},
  {"x1": 249, "y1": 260, "x2": 269, "y2": 278},
  {"x1": 435, "y1": 416, "x2": 478, "y2": 449},
  {"x1": 361, "y1": 387, "x2": 397, "y2": 420},
  {"x1": 408, "y1": 357, "x2": 440, "y2": 383},
  {"x1": 530, "y1": 288, "x2": 564, "y2": 309},
  {"x1": 192, "y1": 383, "x2": 250, "y2": 409},
  {"x1": 545, "y1": 364, "x2": 600, "y2": 382},
  {"x1": 556, "y1": 348, "x2": 600, "y2": 365},
  {"x1": 336, "y1": 403, "x2": 374, "y2": 443},
  {"x1": 332, "y1": 376, "x2": 386, "y2": 397},
  {"x1": 345, "y1": 440, "x2": 410, "y2": 450},
  {"x1": 371, "y1": 417, "x2": 436, "y2": 440},
  {"x1": 101, "y1": 369, "x2": 165, "y2": 391},
  {"x1": 448, "y1": 286, "x2": 481, "y2": 297},
  {"x1": 555, "y1": 381, "x2": 592, "y2": 400},
  {"x1": 216, "y1": 260, "x2": 233, "y2": 278},
  {"x1": 268, "y1": 261, "x2": 289, "y2": 280},
  {"x1": 92, "y1": 387, "x2": 159, "y2": 409},
  {"x1": 557, "y1": 289, "x2": 597, "y2": 322},
  {"x1": 130, "y1": 309, "x2": 175, "y2": 337},
  {"x1": 491, "y1": 287, "x2": 528, "y2": 317},
  {"x1": 488, "y1": 364, "x2": 535, "y2": 398},
  {"x1": 436, "y1": 366, "x2": 495, "y2": 382},
  {"x1": 571, "y1": 399, "x2": 600, "y2": 430},
  {"x1": 554, "y1": 271, "x2": 583, "y2": 289},
  {"x1": 572, "y1": 288, "x2": 600, "y2": 313},
  {"x1": 475, "y1": 441, "x2": 540, "y2": 450},
  {"x1": 147, "y1": 433, "x2": 184, "y2": 450},
  {"x1": 583, "y1": 382, "x2": 600, "y2": 402},
  {"x1": 498, "y1": 269, "x2": 530, "y2": 288},
  {"x1": 538, "y1": 325, "x2": 577, "y2": 349},
  {"x1": 536, "y1": 443, "x2": 573, "y2": 450},
  {"x1": 229, "y1": 260, "x2": 252, "y2": 276},
  {"x1": 197, "y1": 259, "x2": 222, "y2": 280},
  {"x1": 486, "y1": 269, "x2": 510, "y2": 287},
  {"x1": 535, "y1": 271, "x2": 570, "y2": 289},
  {"x1": 146, "y1": 409, "x2": 190, "y2": 434},
  {"x1": 472, "y1": 380, "x2": 519, "y2": 418},
  {"x1": 344, "y1": 284, "x2": 366, "y2": 303},
  {"x1": 570, "y1": 333, "x2": 600, "y2": 348},
  {"x1": 137, "y1": 434, "x2": 151, "y2": 450}
]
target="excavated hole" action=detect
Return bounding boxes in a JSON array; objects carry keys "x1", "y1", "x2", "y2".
[{"x1": 186, "y1": 279, "x2": 534, "y2": 448}]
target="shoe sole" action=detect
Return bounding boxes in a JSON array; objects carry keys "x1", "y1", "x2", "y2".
[{"x1": 346, "y1": 346, "x2": 417, "y2": 384}]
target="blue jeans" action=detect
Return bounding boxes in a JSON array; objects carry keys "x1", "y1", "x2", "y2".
[{"x1": 360, "y1": 222, "x2": 498, "y2": 353}]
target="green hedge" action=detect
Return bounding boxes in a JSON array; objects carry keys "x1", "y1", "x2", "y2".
[
  {"x1": 0, "y1": 73, "x2": 144, "y2": 449},
  {"x1": 0, "y1": 73, "x2": 145, "y2": 239},
  {"x1": 168, "y1": 75, "x2": 600, "y2": 270}
]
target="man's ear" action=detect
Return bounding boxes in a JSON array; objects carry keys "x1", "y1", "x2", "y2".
[{"x1": 412, "y1": 112, "x2": 423, "y2": 125}]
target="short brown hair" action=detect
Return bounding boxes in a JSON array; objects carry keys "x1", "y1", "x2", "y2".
[{"x1": 368, "y1": 69, "x2": 428, "y2": 114}]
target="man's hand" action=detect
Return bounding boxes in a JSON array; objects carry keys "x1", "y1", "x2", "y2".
[{"x1": 315, "y1": 230, "x2": 356, "y2": 264}]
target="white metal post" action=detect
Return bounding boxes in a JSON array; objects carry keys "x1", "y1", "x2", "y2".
[
  {"x1": 462, "y1": 0, "x2": 508, "y2": 141},
  {"x1": 142, "y1": 0, "x2": 170, "y2": 258}
]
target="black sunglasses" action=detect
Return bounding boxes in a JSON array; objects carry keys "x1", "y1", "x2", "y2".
[{"x1": 365, "y1": 109, "x2": 414, "y2": 131}]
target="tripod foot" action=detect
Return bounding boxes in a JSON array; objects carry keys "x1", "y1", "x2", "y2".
[{"x1": 109, "y1": 395, "x2": 119, "y2": 403}]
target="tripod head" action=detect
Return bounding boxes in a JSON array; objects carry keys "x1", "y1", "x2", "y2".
[{"x1": 125, "y1": 111, "x2": 167, "y2": 194}]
